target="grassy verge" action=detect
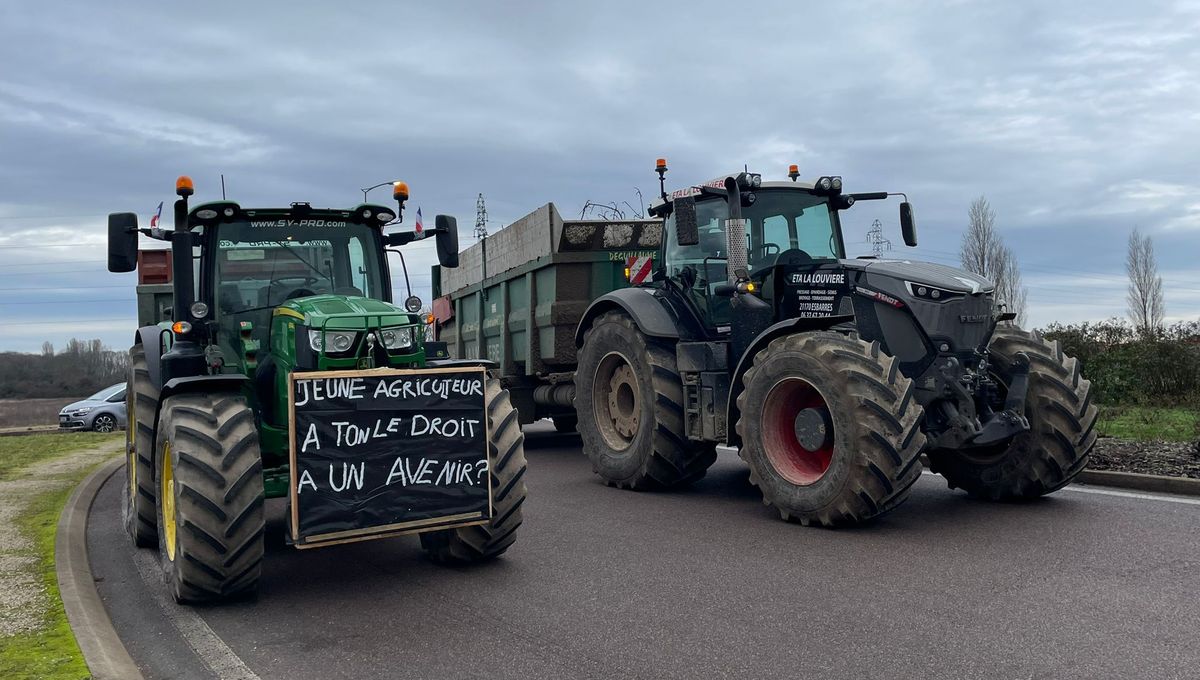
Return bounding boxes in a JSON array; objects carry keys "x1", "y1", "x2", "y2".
[
  {"x1": 0, "y1": 434, "x2": 120, "y2": 680},
  {"x1": 0, "y1": 432, "x2": 121, "y2": 482},
  {"x1": 1097, "y1": 405, "x2": 1200, "y2": 442},
  {"x1": 0, "y1": 482, "x2": 95, "y2": 680}
]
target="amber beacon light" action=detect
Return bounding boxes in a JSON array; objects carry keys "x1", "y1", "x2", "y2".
[{"x1": 392, "y1": 181, "x2": 409, "y2": 201}]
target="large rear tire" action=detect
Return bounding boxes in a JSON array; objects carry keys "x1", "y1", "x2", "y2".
[
  {"x1": 420, "y1": 377, "x2": 527, "y2": 563},
  {"x1": 155, "y1": 393, "x2": 265, "y2": 603},
  {"x1": 736, "y1": 332, "x2": 926, "y2": 526},
  {"x1": 575, "y1": 311, "x2": 717, "y2": 489},
  {"x1": 928, "y1": 327, "x2": 1098, "y2": 500},
  {"x1": 123, "y1": 344, "x2": 158, "y2": 548}
]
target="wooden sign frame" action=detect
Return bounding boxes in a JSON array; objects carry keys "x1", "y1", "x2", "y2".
[{"x1": 287, "y1": 365, "x2": 493, "y2": 549}]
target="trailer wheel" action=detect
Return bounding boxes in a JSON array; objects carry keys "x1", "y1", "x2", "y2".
[
  {"x1": 123, "y1": 344, "x2": 158, "y2": 548},
  {"x1": 421, "y1": 378, "x2": 527, "y2": 563},
  {"x1": 928, "y1": 327, "x2": 1098, "y2": 499},
  {"x1": 736, "y1": 332, "x2": 926, "y2": 526},
  {"x1": 575, "y1": 310, "x2": 717, "y2": 489},
  {"x1": 155, "y1": 393, "x2": 264, "y2": 603}
]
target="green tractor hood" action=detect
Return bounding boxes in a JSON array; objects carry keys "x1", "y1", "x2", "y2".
[{"x1": 281, "y1": 294, "x2": 419, "y2": 330}]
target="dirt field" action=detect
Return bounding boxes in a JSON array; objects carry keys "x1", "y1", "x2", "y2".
[{"x1": 0, "y1": 398, "x2": 77, "y2": 429}]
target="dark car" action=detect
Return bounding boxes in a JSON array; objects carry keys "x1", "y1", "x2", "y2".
[{"x1": 58, "y1": 383, "x2": 127, "y2": 432}]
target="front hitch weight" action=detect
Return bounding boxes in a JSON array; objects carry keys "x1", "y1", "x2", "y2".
[{"x1": 1003, "y1": 352, "x2": 1031, "y2": 414}]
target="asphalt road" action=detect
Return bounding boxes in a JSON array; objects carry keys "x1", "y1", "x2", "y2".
[{"x1": 89, "y1": 422, "x2": 1200, "y2": 680}]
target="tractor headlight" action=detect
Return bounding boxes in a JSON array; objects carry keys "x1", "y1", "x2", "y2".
[
  {"x1": 905, "y1": 282, "x2": 965, "y2": 302},
  {"x1": 308, "y1": 329, "x2": 358, "y2": 354},
  {"x1": 380, "y1": 326, "x2": 413, "y2": 351}
]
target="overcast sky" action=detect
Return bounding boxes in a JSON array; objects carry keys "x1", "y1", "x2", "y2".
[{"x1": 2, "y1": 1, "x2": 1199, "y2": 353}]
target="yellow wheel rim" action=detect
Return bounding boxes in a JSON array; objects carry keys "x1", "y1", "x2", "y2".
[
  {"x1": 129, "y1": 449, "x2": 137, "y2": 500},
  {"x1": 127, "y1": 392, "x2": 136, "y2": 499},
  {"x1": 160, "y1": 442, "x2": 177, "y2": 561}
]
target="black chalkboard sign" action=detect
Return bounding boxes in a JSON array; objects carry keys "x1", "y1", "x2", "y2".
[{"x1": 287, "y1": 366, "x2": 491, "y2": 548}]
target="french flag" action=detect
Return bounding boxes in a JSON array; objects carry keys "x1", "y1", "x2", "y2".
[
  {"x1": 414, "y1": 206, "x2": 424, "y2": 237},
  {"x1": 149, "y1": 201, "x2": 164, "y2": 238}
]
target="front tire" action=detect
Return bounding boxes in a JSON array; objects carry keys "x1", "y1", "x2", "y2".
[
  {"x1": 736, "y1": 332, "x2": 926, "y2": 526},
  {"x1": 155, "y1": 393, "x2": 265, "y2": 603},
  {"x1": 123, "y1": 344, "x2": 158, "y2": 548},
  {"x1": 420, "y1": 378, "x2": 527, "y2": 563},
  {"x1": 928, "y1": 327, "x2": 1098, "y2": 500},
  {"x1": 575, "y1": 311, "x2": 716, "y2": 489}
]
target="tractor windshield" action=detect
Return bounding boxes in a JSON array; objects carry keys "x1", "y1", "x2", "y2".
[
  {"x1": 663, "y1": 188, "x2": 843, "y2": 329},
  {"x1": 664, "y1": 188, "x2": 842, "y2": 281},
  {"x1": 210, "y1": 219, "x2": 385, "y2": 343}
]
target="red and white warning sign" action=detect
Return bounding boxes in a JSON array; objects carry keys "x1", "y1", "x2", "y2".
[{"x1": 626, "y1": 255, "x2": 653, "y2": 285}]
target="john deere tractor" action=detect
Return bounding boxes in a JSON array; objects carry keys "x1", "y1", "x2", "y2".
[
  {"x1": 573, "y1": 162, "x2": 1097, "y2": 526},
  {"x1": 108, "y1": 177, "x2": 527, "y2": 602}
]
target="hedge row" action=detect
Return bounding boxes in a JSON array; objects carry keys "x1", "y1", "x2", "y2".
[{"x1": 1039, "y1": 319, "x2": 1200, "y2": 406}]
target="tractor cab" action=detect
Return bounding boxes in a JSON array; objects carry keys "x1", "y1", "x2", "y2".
[{"x1": 653, "y1": 176, "x2": 850, "y2": 330}]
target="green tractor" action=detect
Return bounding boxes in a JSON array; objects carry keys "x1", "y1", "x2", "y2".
[{"x1": 108, "y1": 177, "x2": 527, "y2": 603}]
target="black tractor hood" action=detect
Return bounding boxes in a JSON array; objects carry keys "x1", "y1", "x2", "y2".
[{"x1": 841, "y1": 259, "x2": 994, "y2": 294}]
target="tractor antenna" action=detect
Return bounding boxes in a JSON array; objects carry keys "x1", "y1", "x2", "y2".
[
  {"x1": 221, "y1": 174, "x2": 226, "y2": 199},
  {"x1": 866, "y1": 219, "x2": 893, "y2": 257}
]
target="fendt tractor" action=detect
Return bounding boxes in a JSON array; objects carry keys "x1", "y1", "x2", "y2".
[
  {"x1": 108, "y1": 177, "x2": 527, "y2": 603},
  {"x1": 432, "y1": 161, "x2": 1097, "y2": 527}
]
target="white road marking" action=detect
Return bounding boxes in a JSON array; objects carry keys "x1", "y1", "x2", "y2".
[
  {"x1": 132, "y1": 549, "x2": 261, "y2": 680},
  {"x1": 1060, "y1": 484, "x2": 1200, "y2": 506},
  {"x1": 919, "y1": 470, "x2": 1200, "y2": 507}
]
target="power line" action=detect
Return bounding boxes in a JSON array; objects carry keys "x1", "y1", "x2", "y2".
[
  {"x1": 9, "y1": 317, "x2": 132, "y2": 326},
  {"x1": 0, "y1": 299, "x2": 132, "y2": 305},
  {"x1": 0, "y1": 244, "x2": 105, "y2": 250}
]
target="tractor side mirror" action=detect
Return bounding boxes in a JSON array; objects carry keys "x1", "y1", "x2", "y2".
[
  {"x1": 434, "y1": 215, "x2": 460, "y2": 268},
  {"x1": 900, "y1": 202, "x2": 918, "y2": 247},
  {"x1": 674, "y1": 196, "x2": 699, "y2": 247},
  {"x1": 107, "y1": 212, "x2": 138, "y2": 272}
]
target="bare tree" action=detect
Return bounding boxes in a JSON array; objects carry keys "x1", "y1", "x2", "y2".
[
  {"x1": 1126, "y1": 227, "x2": 1164, "y2": 337},
  {"x1": 959, "y1": 196, "x2": 1028, "y2": 325}
]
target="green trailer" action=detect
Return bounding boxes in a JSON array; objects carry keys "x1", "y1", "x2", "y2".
[{"x1": 431, "y1": 203, "x2": 661, "y2": 429}]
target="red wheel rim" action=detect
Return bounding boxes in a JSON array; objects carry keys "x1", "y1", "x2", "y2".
[{"x1": 760, "y1": 378, "x2": 834, "y2": 485}]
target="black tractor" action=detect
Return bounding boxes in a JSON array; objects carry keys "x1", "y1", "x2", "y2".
[{"x1": 573, "y1": 162, "x2": 1096, "y2": 526}]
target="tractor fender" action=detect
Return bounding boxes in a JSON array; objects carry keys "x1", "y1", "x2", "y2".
[
  {"x1": 134, "y1": 325, "x2": 170, "y2": 390},
  {"x1": 574, "y1": 287, "x2": 695, "y2": 347},
  {"x1": 725, "y1": 314, "x2": 854, "y2": 447},
  {"x1": 146, "y1": 375, "x2": 250, "y2": 483},
  {"x1": 159, "y1": 375, "x2": 250, "y2": 402}
]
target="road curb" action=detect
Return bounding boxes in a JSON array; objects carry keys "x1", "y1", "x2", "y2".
[
  {"x1": 1074, "y1": 469, "x2": 1200, "y2": 496},
  {"x1": 56, "y1": 456, "x2": 145, "y2": 680},
  {"x1": 919, "y1": 454, "x2": 1200, "y2": 497}
]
